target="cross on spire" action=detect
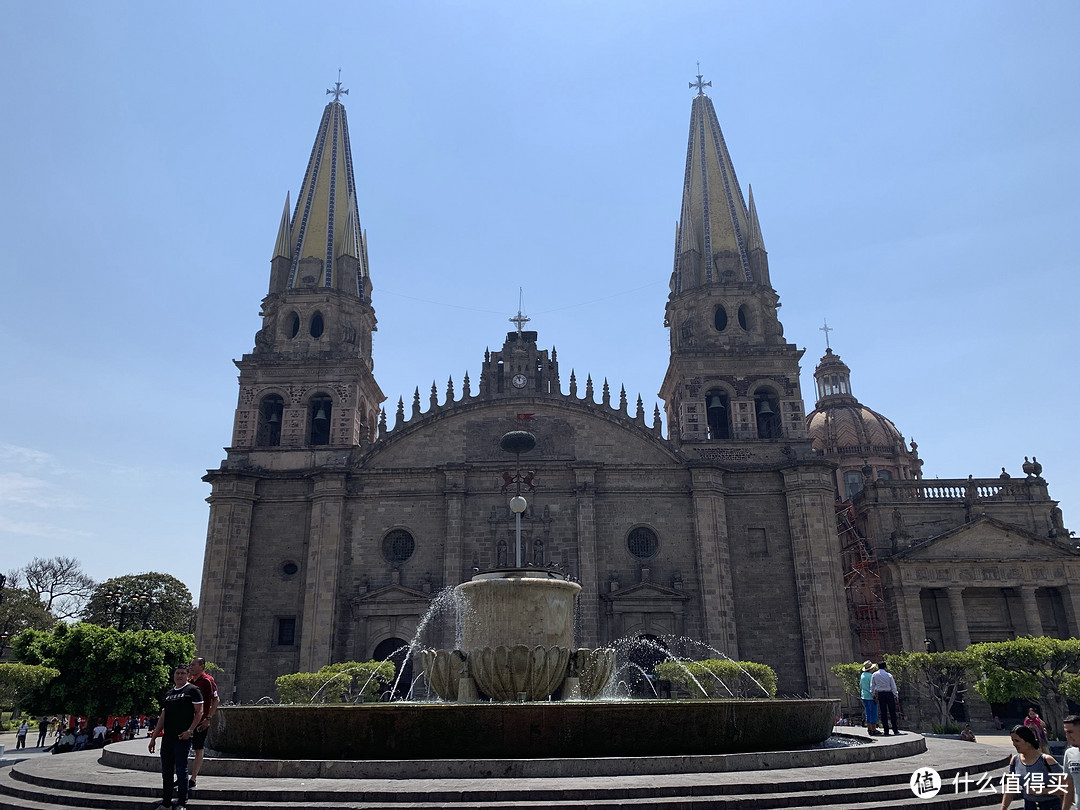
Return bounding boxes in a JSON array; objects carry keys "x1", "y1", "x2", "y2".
[
  {"x1": 690, "y1": 62, "x2": 711, "y2": 96},
  {"x1": 820, "y1": 319, "x2": 833, "y2": 350},
  {"x1": 509, "y1": 287, "x2": 530, "y2": 334},
  {"x1": 327, "y1": 69, "x2": 348, "y2": 102}
]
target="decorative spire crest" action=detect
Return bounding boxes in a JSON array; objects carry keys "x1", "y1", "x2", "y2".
[
  {"x1": 689, "y1": 63, "x2": 711, "y2": 97},
  {"x1": 820, "y1": 319, "x2": 833, "y2": 350},
  {"x1": 327, "y1": 69, "x2": 348, "y2": 102},
  {"x1": 509, "y1": 287, "x2": 531, "y2": 334}
]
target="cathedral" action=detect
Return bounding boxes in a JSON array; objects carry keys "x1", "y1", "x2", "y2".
[{"x1": 196, "y1": 78, "x2": 1076, "y2": 703}]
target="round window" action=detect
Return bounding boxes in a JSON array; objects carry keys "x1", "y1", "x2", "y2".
[
  {"x1": 281, "y1": 561, "x2": 299, "y2": 578},
  {"x1": 383, "y1": 530, "x2": 415, "y2": 564},
  {"x1": 627, "y1": 527, "x2": 659, "y2": 559}
]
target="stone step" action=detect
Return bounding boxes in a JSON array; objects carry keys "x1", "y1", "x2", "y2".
[{"x1": 0, "y1": 739, "x2": 1014, "y2": 810}]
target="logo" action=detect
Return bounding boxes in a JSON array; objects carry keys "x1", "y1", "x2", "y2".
[{"x1": 910, "y1": 767, "x2": 941, "y2": 798}]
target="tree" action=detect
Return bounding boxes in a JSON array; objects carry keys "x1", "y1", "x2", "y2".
[
  {"x1": 14, "y1": 556, "x2": 95, "y2": 620},
  {"x1": 0, "y1": 578, "x2": 56, "y2": 655},
  {"x1": 12, "y1": 622, "x2": 196, "y2": 717},
  {"x1": 971, "y1": 637, "x2": 1080, "y2": 740},
  {"x1": 888, "y1": 650, "x2": 979, "y2": 731},
  {"x1": 276, "y1": 661, "x2": 395, "y2": 704},
  {"x1": 653, "y1": 659, "x2": 777, "y2": 698},
  {"x1": 0, "y1": 663, "x2": 59, "y2": 709},
  {"x1": 82, "y1": 573, "x2": 196, "y2": 633}
]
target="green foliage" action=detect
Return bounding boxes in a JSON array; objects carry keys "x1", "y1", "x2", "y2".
[
  {"x1": 932, "y1": 722, "x2": 961, "y2": 735},
  {"x1": 82, "y1": 573, "x2": 196, "y2": 633},
  {"x1": 12, "y1": 622, "x2": 195, "y2": 717},
  {"x1": 0, "y1": 583, "x2": 56, "y2": 641},
  {"x1": 830, "y1": 662, "x2": 865, "y2": 698},
  {"x1": 970, "y1": 637, "x2": 1080, "y2": 740},
  {"x1": 653, "y1": 659, "x2": 777, "y2": 698},
  {"x1": 275, "y1": 661, "x2": 396, "y2": 704},
  {"x1": 0, "y1": 663, "x2": 59, "y2": 708},
  {"x1": 889, "y1": 650, "x2": 978, "y2": 730}
]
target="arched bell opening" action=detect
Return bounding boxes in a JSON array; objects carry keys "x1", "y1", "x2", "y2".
[
  {"x1": 256, "y1": 394, "x2": 284, "y2": 447},
  {"x1": 309, "y1": 393, "x2": 333, "y2": 446},
  {"x1": 754, "y1": 387, "x2": 782, "y2": 439},
  {"x1": 704, "y1": 388, "x2": 731, "y2": 440}
]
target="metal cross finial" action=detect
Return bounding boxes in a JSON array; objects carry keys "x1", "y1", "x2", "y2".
[
  {"x1": 327, "y1": 70, "x2": 349, "y2": 102},
  {"x1": 690, "y1": 62, "x2": 711, "y2": 96},
  {"x1": 820, "y1": 319, "x2": 833, "y2": 349},
  {"x1": 509, "y1": 287, "x2": 530, "y2": 334}
]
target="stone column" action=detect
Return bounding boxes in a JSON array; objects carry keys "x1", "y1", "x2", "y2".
[
  {"x1": 195, "y1": 473, "x2": 257, "y2": 701},
  {"x1": 782, "y1": 464, "x2": 853, "y2": 696},
  {"x1": 573, "y1": 465, "x2": 601, "y2": 647},
  {"x1": 897, "y1": 584, "x2": 926, "y2": 653},
  {"x1": 1065, "y1": 585, "x2": 1080, "y2": 638},
  {"x1": 1020, "y1": 586, "x2": 1044, "y2": 637},
  {"x1": 298, "y1": 471, "x2": 348, "y2": 672},
  {"x1": 688, "y1": 466, "x2": 737, "y2": 655},
  {"x1": 441, "y1": 465, "x2": 466, "y2": 587},
  {"x1": 946, "y1": 587, "x2": 971, "y2": 649}
]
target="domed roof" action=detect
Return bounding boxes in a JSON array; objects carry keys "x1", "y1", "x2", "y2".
[{"x1": 807, "y1": 403, "x2": 905, "y2": 456}]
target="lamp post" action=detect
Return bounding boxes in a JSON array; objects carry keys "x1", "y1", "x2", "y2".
[
  {"x1": 498, "y1": 430, "x2": 537, "y2": 568},
  {"x1": 104, "y1": 591, "x2": 153, "y2": 631}
]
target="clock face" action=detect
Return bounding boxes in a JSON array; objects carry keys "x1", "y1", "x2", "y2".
[{"x1": 512, "y1": 374, "x2": 528, "y2": 389}]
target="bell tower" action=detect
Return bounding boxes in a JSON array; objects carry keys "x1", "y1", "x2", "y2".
[
  {"x1": 231, "y1": 82, "x2": 384, "y2": 451},
  {"x1": 659, "y1": 74, "x2": 807, "y2": 447}
]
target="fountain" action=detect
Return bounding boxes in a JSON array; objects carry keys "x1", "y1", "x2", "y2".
[{"x1": 206, "y1": 431, "x2": 837, "y2": 760}]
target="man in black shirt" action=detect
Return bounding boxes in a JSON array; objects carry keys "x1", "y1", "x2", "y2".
[{"x1": 148, "y1": 665, "x2": 203, "y2": 810}]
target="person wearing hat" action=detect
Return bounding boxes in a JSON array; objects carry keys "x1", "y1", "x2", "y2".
[{"x1": 859, "y1": 661, "x2": 880, "y2": 735}]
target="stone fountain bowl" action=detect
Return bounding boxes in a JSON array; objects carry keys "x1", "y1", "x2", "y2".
[{"x1": 209, "y1": 699, "x2": 838, "y2": 760}]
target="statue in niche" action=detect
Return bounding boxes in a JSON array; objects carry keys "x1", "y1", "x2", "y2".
[
  {"x1": 496, "y1": 539, "x2": 507, "y2": 568},
  {"x1": 532, "y1": 539, "x2": 544, "y2": 566}
]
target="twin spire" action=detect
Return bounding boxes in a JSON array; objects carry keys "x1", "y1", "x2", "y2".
[
  {"x1": 672, "y1": 74, "x2": 768, "y2": 295},
  {"x1": 271, "y1": 83, "x2": 369, "y2": 297}
]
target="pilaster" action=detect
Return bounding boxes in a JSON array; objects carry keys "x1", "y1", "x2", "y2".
[
  {"x1": 1020, "y1": 586, "x2": 1043, "y2": 637},
  {"x1": 688, "y1": 466, "x2": 737, "y2": 654},
  {"x1": 298, "y1": 471, "x2": 348, "y2": 671},
  {"x1": 195, "y1": 474, "x2": 258, "y2": 700},
  {"x1": 441, "y1": 465, "x2": 466, "y2": 587},
  {"x1": 573, "y1": 465, "x2": 600, "y2": 647}
]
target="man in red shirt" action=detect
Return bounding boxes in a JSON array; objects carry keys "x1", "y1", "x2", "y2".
[{"x1": 187, "y1": 657, "x2": 220, "y2": 794}]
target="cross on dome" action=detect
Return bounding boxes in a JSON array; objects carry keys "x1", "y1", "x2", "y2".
[
  {"x1": 327, "y1": 69, "x2": 349, "y2": 102},
  {"x1": 690, "y1": 62, "x2": 711, "y2": 96},
  {"x1": 820, "y1": 319, "x2": 833, "y2": 349},
  {"x1": 509, "y1": 288, "x2": 530, "y2": 334}
]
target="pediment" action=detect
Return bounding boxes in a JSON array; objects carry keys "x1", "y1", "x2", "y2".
[
  {"x1": 353, "y1": 584, "x2": 434, "y2": 607},
  {"x1": 601, "y1": 581, "x2": 690, "y2": 604},
  {"x1": 895, "y1": 516, "x2": 1076, "y2": 562}
]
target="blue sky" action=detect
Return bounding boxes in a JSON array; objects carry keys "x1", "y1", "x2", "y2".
[{"x1": 2, "y1": 2, "x2": 1078, "y2": 602}]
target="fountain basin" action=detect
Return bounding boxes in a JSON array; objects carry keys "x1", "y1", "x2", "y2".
[{"x1": 209, "y1": 699, "x2": 838, "y2": 760}]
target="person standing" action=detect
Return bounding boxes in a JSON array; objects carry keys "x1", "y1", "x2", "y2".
[
  {"x1": 15, "y1": 720, "x2": 29, "y2": 749},
  {"x1": 1026, "y1": 707, "x2": 1051, "y2": 754},
  {"x1": 859, "y1": 661, "x2": 880, "y2": 735},
  {"x1": 36, "y1": 718, "x2": 49, "y2": 748},
  {"x1": 1062, "y1": 715, "x2": 1080, "y2": 810},
  {"x1": 148, "y1": 664, "x2": 203, "y2": 810},
  {"x1": 1001, "y1": 723, "x2": 1070, "y2": 810},
  {"x1": 870, "y1": 660, "x2": 901, "y2": 735},
  {"x1": 186, "y1": 657, "x2": 220, "y2": 794}
]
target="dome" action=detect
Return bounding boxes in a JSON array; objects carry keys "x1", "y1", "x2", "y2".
[{"x1": 806, "y1": 403, "x2": 906, "y2": 457}]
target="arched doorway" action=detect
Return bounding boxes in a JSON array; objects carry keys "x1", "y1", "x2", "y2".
[{"x1": 371, "y1": 637, "x2": 414, "y2": 700}]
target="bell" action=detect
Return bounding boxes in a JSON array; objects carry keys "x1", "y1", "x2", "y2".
[
  {"x1": 756, "y1": 400, "x2": 774, "y2": 416},
  {"x1": 268, "y1": 411, "x2": 281, "y2": 424},
  {"x1": 314, "y1": 407, "x2": 328, "y2": 423},
  {"x1": 707, "y1": 395, "x2": 725, "y2": 410}
]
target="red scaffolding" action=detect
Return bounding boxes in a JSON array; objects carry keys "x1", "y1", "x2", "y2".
[{"x1": 837, "y1": 502, "x2": 887, "y2": 660}]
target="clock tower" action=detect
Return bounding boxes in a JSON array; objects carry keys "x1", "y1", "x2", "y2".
[{"x1": 477, "y1": 306, "x2": 560, "y2": 396}]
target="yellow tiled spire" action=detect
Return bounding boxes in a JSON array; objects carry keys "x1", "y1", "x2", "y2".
[{"x1": 283, "y1": 89, "x2": 369, "y2": 294}]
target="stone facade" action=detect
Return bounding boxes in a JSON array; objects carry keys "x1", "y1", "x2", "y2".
[{"x1": 195, "y1": 84, "x2": 1072, "y2": 707}]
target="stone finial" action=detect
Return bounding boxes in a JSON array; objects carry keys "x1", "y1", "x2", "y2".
[
  {"x1": 395, "y1": 397, "x2": 405, "y2": 428},
  {"x1": 619, "y1": 385, "x2": 628, "y2": 412},
  {"x1": 636, "y1": 395, "x2": 644, "y2": 421},
  {"x1": 653, "y1": 404, "x2": 662, "y2": 432},
  {"x1": 379, "y1": 408, "x2": 387, "y2": 433},
  {"x1": 446, "y1": 376, "x2": 455, "y2": 403},
  {"x1": 1032, "y1": 456, "x2": 1043, "y2": 478},
  {"x1": 602, "y1": 379, "x2": 611, "y2": 407},
  {"x1": 462, "y1": 371, "x2": 471, "y2": 397},
  {"x1": 585, "y1": 375, "x2": 594, "y2": 402},
  {"x1": 569, "y1": 370, "x2": 578, "y2": 398},
  {"x1": 430, "y1": 381, "x2": 439, "y2": 409},
  {"x1": 412, "y1": 387, "x2": 421, "y2": 417},
  {"x1": 1023, "y1": 456, "x2": 1034, "y2": 476},
  {"x1": 1000, "y1": 467, "x2": 1011, "y2": 479}
]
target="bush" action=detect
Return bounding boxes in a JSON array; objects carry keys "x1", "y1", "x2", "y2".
[
  {"x1": 275, "y1": 661, "x2": 395, "y2": 704},
  {"x1": 653, "y1": 659, "x2": 777, "y2": 698}
]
